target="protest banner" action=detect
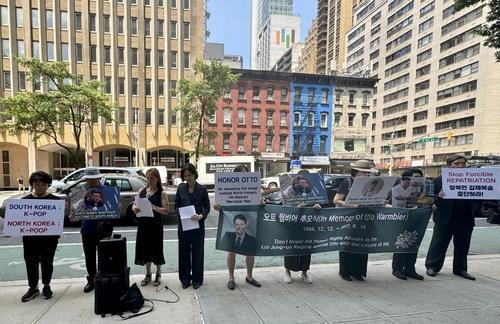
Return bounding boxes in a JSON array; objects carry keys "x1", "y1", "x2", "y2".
[
  {"x1": 3, "y1": 199, "x2": 65, "y2": 236},
  {"x1": 70, "y1": 186, "x2": 120, "y2": 220},
  {"x1": 215, "y1": 204, "x2": 432, "y2": 256},
  {"x1": 442, "y1": 167, "x2": 500, "y2": 199},
  {"x1": 345, "y1": 176, "x2": 398, "y2": 206},
  {"x1": 279, "y1": 173, "x2": 328, "y2": 206},
  {"x1": 214, "y1": 172, "x2": 261, "y2": 206}
]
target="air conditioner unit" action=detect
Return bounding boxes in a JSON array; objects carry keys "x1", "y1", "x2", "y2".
[
  {"x1": 238, "y1": 146, "x2": 245, "y2": 153},
  {"x1": 280, "y1": 120, "x2": 286, "y2": 127},
  {"x1": 252, "y1": 147, "x2": 259, "y2": 152},
  {"x1": 266, "y1": 120, "x2": 273, "y2": 126},
  {"x1": 209, "y1": 145, "x2": 215, "y2": 152},
  {"x1": 266, "y1": 147, "x2": 272, "y2": 152},
  {"x1": 223, "y1": 93, "x2": 230, "y2": 99},
  {"x1": 223, "y1": 118, "x2": 230, "y2": 124}
]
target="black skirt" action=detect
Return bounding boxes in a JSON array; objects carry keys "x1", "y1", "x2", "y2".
[
  {"x1": 284, "y1": 255, "x2": 311, "y2": 272},
  {"x1": 135, "y1": 218, "x2": 165, "y2": 266},
  {"x1": 339, "y1": 251, "x2": 368, "y2": 277}
]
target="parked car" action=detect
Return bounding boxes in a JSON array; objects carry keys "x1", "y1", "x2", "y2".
[
  {"x1": 49, "y1": 167, "x2": 145, "y2": 192},
  {"x1": 1, "y1": 174, "x2": 176, "y2": 225},
  {"x1": 261, "y1": 176, "x2": 280, "y2": 189}
]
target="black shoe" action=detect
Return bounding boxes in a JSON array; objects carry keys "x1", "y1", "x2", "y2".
[
  {"x1": 245, "y1": 277, "x2": 261, "y2": 287},
  {"x1": 392, "y1": 270, "x2": 407, "y2": 280},
  {"x1": 182, "y1": 281, "x2": 191, "y2": 289},
  {"x1": 352, "y1": 275, "x2": 365, "y2": 281},
  {"x1": 83, "y1": 276, "x2": 95, "y2": 293},
  {"x1": 22, "y1": 288, "x2": 40, "y2": 302},
  {"x1": 42, "y1": 285, "x2": 53, "y2": 299},
  {"x1": 192, "y1": 282, "x2": 202, "y2": 289},
  {"x1": 406, "y1": 271, "x2": 424, "y2": 280},
  {"x1": 339, "y1": 273, "x2": 352, "y2": 281},
  {"x1": 453, "y1": 271, "x2": 476, "y2": 280},
  {"x1": 227, "y1": 280, "x2": 236, "y2": 290},
  {"x1": 426, "y1": 268, "x2": 437, "y2": 277}
]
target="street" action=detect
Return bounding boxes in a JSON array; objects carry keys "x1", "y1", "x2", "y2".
[{"x1": 1, "y1": 191, "x2": 500, "y2": 282}]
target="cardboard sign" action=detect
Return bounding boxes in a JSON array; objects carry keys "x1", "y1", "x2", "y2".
[
  {"x1": 345, "y1": 176, "x2": 398, "y2": 206},
  {"x1": 215, "y1": 172, "x2": 261, "y2": 206},
  {"x1": 279, "y1": 173, "x2": 328, "y2": 206},
  {"x1": 442, "y1": 167, "x2": 500, "y2": 199},
  {"x1": 3, "y1": 199, "x2": 65, "y2": 236}
]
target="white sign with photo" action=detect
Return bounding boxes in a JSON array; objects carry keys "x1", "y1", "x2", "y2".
[
  {"x1": 345, "y1": 176, "x2": 398, "y2": 206},
  {"x1": 442, "y1": 167, "x2": 500, "y2": 200},
  {"x1": 3, "y1": 199, "x2": 65, "y2": 236},
  {"x1": 214, "y1": 172, "x2": 261, "y2": 206}
]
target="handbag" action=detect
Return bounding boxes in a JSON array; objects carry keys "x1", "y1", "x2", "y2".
[{"x1": 119, "y1": 283, "x2": 154, "y2": 319}]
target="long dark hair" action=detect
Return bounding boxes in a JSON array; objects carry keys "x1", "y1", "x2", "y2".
[
  {"x1": 146, "y1": 168, "x2": 163, "y2": 192},
  {"x1": 181, "y1": 163, "x2": 198, "y2": 181}
]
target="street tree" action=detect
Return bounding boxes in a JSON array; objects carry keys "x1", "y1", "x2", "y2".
[
  {"x1": 174, "y1": 60, "x2": 239, "y2": 161},
  {"x1": 0, "y1": 58, "x2": 114, "y2": 167},
  {"x1": 455, "y1": 0, "x2": 500, "y2": 61}
]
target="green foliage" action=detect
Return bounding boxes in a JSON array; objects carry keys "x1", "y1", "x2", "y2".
[
  {"x1": 0, "y1": 58, "x2": 115, "y2": 167},
  {"x1": 456, "y1": 0, "x2": 500, "y2": 61},
  {"x1": 174, "y1": 60, "x2": 239, "y2": 161}
]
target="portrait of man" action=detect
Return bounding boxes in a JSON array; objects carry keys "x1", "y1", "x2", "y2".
[
  {"x1": 392, "y1": 177, "x2": 411, "y2": 208},
  {"x1": 84, "y1": 189, "x2": 105, "y2": 210},
  {"x1": 220, "y1": 214, "x2": 257, "y2": 256},
  {"x1": 362, "y1": 178, "x2": 384, "y2": 197}
]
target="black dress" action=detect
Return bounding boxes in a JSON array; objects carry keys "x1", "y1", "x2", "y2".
[
  {"x1": 135, "y1": 189, "x2": 165, "y2": 266},
  {"x1": 337, "y1": 177, "x2": 368, "y2": 277}
]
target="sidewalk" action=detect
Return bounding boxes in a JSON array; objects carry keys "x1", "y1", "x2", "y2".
[{"x1": 1, "y1": 254, "x2": 500, "y2": 323}]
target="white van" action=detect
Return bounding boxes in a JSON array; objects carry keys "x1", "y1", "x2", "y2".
[{"x1": 197, "y1": 155, "x2": 256, "y2": 187}]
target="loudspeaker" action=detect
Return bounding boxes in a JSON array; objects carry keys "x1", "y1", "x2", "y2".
[
  {"x1": 98, "y1": 234, "x2": 127, "y2": 275},
  {"x1": 94, "y1": 267, "x2": 130, "y2": 315}
]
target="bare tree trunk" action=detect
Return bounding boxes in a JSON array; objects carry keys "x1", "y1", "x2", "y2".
[{"x1": 195, "y1": 103, "x2": 205, "y2": 162}]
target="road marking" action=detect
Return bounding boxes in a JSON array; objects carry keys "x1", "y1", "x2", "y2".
[{"x1": 59, "y1": 226, "x2": 219, "y2": 234}]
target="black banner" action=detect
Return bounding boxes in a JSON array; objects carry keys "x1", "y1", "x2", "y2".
[{"x1": 215, "y1": 205, "x2": 432, "y2": 256}]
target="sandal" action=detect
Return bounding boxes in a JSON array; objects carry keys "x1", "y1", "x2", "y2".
[
  {"x1": 141, "y1": 273, "x2": 152, "y2": 286},
  {"x1": 153, "y1": 273, "x2": 161, "y2": 286}
]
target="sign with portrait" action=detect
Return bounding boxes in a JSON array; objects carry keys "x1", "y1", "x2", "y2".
[
  {"x1": 70, "y1": 186, "x2": 120, "y2": 220},
  {"x1": 344, "y1": 176, "x2": 398, "y2": 206},
  {"x1": 279, "y1": 173, "x2": 328, "y2": 206},
  {"x1": 214, "y1": 172, "x2": 261, "y2": 206},
  {"x1": 441, "y1": 167, "x2": 500, "y2": 199},
  {"x1": 215, "y1": 205, "x2": 432, "y2": 256}
]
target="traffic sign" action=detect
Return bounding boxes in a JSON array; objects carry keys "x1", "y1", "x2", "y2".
[{"x1": 417, "y1": 136, "x2": 439, "y2": 143}]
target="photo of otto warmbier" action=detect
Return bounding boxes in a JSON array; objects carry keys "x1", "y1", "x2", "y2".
[{"x1": 220, "y1": 214, "x2": 257, "y2": 256}]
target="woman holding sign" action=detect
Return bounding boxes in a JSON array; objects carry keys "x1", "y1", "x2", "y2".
[
  {"x1": 133, "y1": 168, "x2": 169, "y2": 286},
  {"x1": 175, "y1": 163, "x2": 211, "y2": 289},
  {"x1": 333, "y1": 160, "x2": 376, "y2": 281},
  {"x1": 21, "y1": 171, "x2": 60, "y2": 302}
]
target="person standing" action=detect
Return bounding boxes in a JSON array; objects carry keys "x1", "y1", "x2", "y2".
[
  {"x1": 333, "y1": 160, "x2": 376, "y2": 281},
  {"x1": 214, "y1": 164, "x2": 261, "y2": 290},
  {"x1": 71, "y1": 168, "x2": 114, "y2": 293},
  {"x1": 391, "y1": 168, "x2": 426, "y2": 281},
  {"x1": 425, "y1": 154, "x2": 477, "y2": 280},
  {"x1": 175, "y1": 163, "x2": 210, "y2": 289},
  {"x1": 18, "y1": 176, "x2": 26, "y2": 192},
  {"x1": 20, "y1": 171, "x2": 60, "y2": 302},
  {"x1": 133, "y1": 168, "x2": 169, "y2": 286}
]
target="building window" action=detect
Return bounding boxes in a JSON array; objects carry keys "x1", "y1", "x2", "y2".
[
  {"x1": 117, "y1": 16, "x2": 124, "y2": 33},
  {"x1": 60, "y1": 11, "x2": 68, "y2": 30},
  {"x1": 294, "y1": 87, "x2": 302, "y2": 102},
  {"x1": 89, "y1": 13, "x2": 96, "y2": 31},
  {"x1": 253, "y1": 86, "x2": 260, "y2": 100},
  {"x1": 279, "y1": 135, "x2": 287, "y2": 153},
  {"x1": 280, "y1": 87, "x2": 288, "y2": 102},
  {"x1": 252, "y1": 109, "x2": 259, "y2": 125},
  {"x1": 252, "y1": 135, "x2": 259, "y2": 152},
  {"x1": 103, "y1": 46, "x2": 110, "y2": 64},
  {"x1": 118, "y1": 47, "x2": 124, "y2": 64},
  {"x1": 238, "y1": 85, "x2": 245, "y2": 99},
  {"x1": 307, "y1": 112, "x2": 314, "y2": 127},
  {"x1": 267, "y1": 87, "x2": 274, "y2": 101},
  {"x1": 16, "y1": 7, "x2": 23, "y2": 27},
  {"x1": 131, "y1": 17, "x2": 137, "y2": 35},
  {"x1": 158, "y1": 19, "x2": 164, "y2": 37},
  {"x1": 170, "y1": 51, "x2": 177, "y2": 68},
  {"x1": 207, "y1": 107, "x2": 216, "y2": 124},
  {"x1": 145, "y1": 108, "x2": 152, "y2": 125},
  {"x1": 362, "y1": 113, "x2": 369, "y2": 127},
  {"x1": 308, "y1": 88, "x2": 315, "y2": 104},
  {"x1": 416, "y1": 64, "x2": 431, "y2": 78},
  {"x1": 158, "y1": 80, "x2": 164, "y2": 96},
  {"x1": 61, "y1": 43, "x2": 69, "y2": 61},
  {"x1": 280, "y1": 111, "x2": 287, "y2": 127},
  {"x1": 3, "y1": 71, "x2": 11, "y2": 89},
  {"x1": 1, "y1": 39, "x2": 9, "y2": 58},
  {"x1": 102, "y1": 14, "x2": 110, "y2": 33},
  {"x1": 0, "y1": 6, "x2": 8, "y2": 26},
  {"x1": 32, "y1": 41, "x2": 40, "y2": 59},
  {"x1": 145, "y1": 79, "x2": 151, "y2": 96},
  {"x1": 183, "y1": 0, "x2": 190, "y2": 10},
  {"x1": 145, "y1": 49, "x2": 151, "y2": 66},
  {"x1": 418, "y1": 33, "x2": 433, "y2": 48},
  {"x1": 158, "y1": 50, "x2": 164, "y2": 67},
  {"x1": 321, "y1": 113, "x2": 328, "y2": 128},
  {"x1": 119, "y1": 107, "x2": 125, "y2": 124},
  {"x1": 31, "y1": 8, "x2": 39, "y2": 28},
  {"x1": 171, "y1": 21, "x2": 177, "y2": 38},
  {"x1": 265, "y1": 135, "x2": 273, "y2": 152},
  {"x1": 183, "y1": 22, "x2": 190, "y2": 39},
  {"x1": 158, "y1": 109, "x2": 164, "y2": 125},
  {"x1": 172, "y1": 0, "x2": 177, "y2": 8},
  {"x1": 46, "y1": 42, "x2": 55, "y2": 61},
  {"x1": 17, "y1": 40, "x2": 25, "y2": 58},
  {"x1": 349, "y1": 91, "x2": 356, "y2": 104},
  {"x1": 223, "y1": 108, "x2": 231, "y2": 124},
  {"x1": 321, "y1": 89, "x2": 328, "y2": 104},
  {"x1": 362, "y1": 92, "x2": 370, "y2": 105},
  {"x1": 266, "y1": 110, "x2": 273, "y2": 126},
  {"x1": 320, "y1": 136, "x2": 327, "y2": 155},
  {"x1": 170, "y1": 80, "x2": 177, "y2": 97},
  {"x1": 183, "y1": 51, "x2": 190, "y2": 69},
  {"x1": 348, "y1": 113, "x2": 355, "y2": 127},
  {"x1": 118, "y1": 78, "x2": 125, "y2": 95},
  {"x1": 237, "y1": 109, "x2": 245, "y2": 124},
  {"x1": 132, "y1": 78, "x2": 138, "y2": 95},
  {"x1": 144, "y1": 18, "x2": 151, "y2": 36},
  {"x1": 132, "y1": 48, "x2": 138, "y2": 65},
  {"x1": 223, "y1": 134, "x2": 230, "y2": 151},
  {"x1": 17, "y1": 71, "x2": 25, "y2": 90},
  {"x1": 104, "y1": 77, "x2": 112, "y2": 94},
  {"x1": 237, "y1": 134, "x2": 245, "y2": 152},
  {"x1": 414, "y1": 95, "x2": 429, "y2": 107},
  {"x1": 335, "y1": 90, "x2": 343, "y2": 103},
  {"x1": 294, "y1": 112, "x2": 300, "y2": 126},
  {"x1": 334, "y1": 113, "x2": 341, "y2": 127}
]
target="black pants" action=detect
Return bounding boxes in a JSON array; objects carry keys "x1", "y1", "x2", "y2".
[
  {"x1": 23, "y1": 237, "x2": 58, "y2": 289},
  {"x1": 284, "y1": 255, "x2": 311, "y2": 272},
  {"x1": 339, "y1": 251, "x2": 368, "y2": 277},
  {"x1": 82, "y1": 230, "x2": 112, "y2": 279},
  {"x1": 425, "y1": 223, "x2": 473, "y2": 273},
  {"x1": 178, "y1": 228, "x2": 205, "y2": 285},
  {"x1": 392, "y1": 253, "x2": 417, "y2": 273}
]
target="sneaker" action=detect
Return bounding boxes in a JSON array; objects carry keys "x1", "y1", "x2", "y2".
[
  {"x1": 284, "y1": 269, "x2": 292, "y2": 283},
  {"x1": 299, "y1": 271, "x2": 312, "y2": 284},
  {"x1": 22, "y1": 288, "x2": 40, "y2": 302},
  {"x1": 42, "y1": 285, "x2": 53, "y2": 299}
]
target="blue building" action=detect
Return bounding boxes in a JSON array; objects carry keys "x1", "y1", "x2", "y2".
[{"x1": 290, "y1": 73, "x2": 334, "y2": 171}]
